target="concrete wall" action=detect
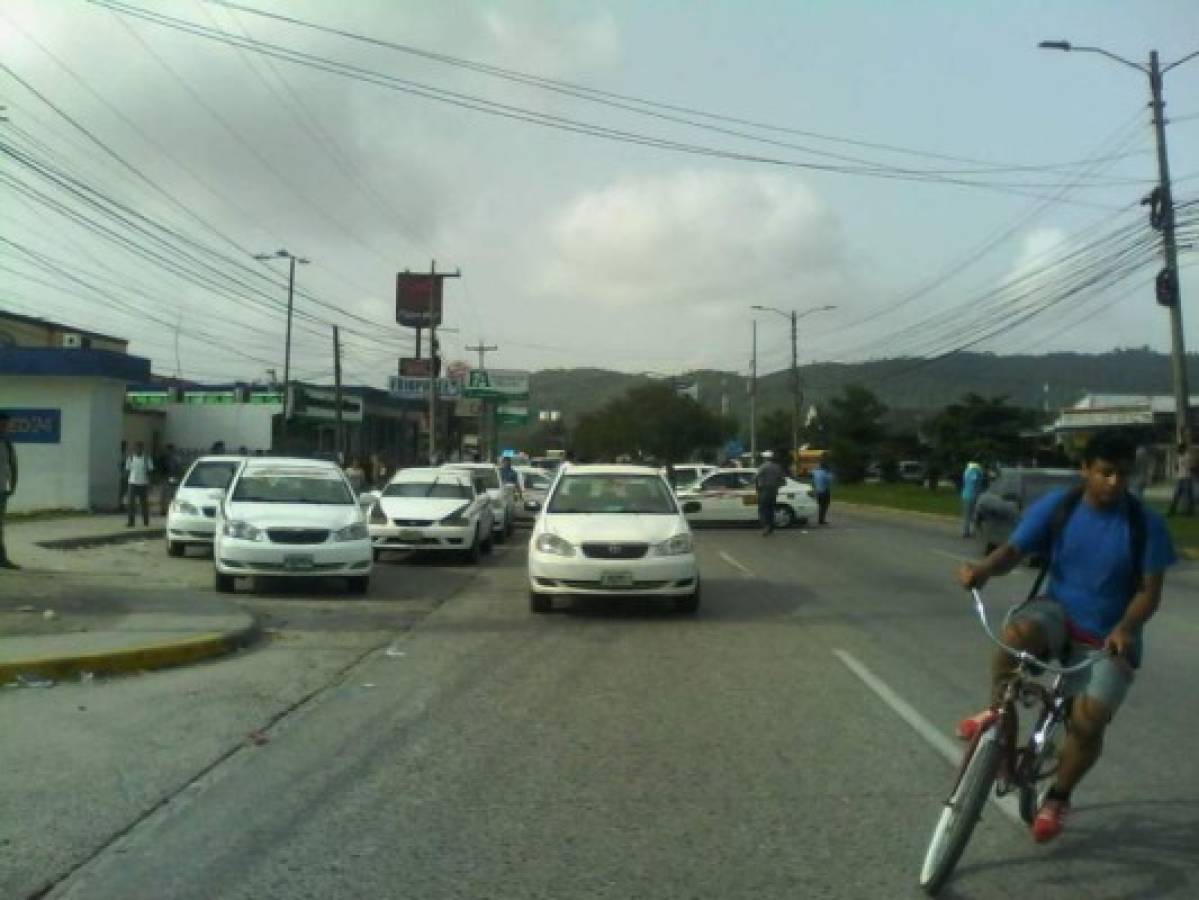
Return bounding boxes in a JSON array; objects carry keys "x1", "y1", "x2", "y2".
[
  {"x1": 162, "y1": 404, "x2": 278, "y2": 457},
  {"x1": 0, "y1": 377, "x2": 127, "y2": 512}
]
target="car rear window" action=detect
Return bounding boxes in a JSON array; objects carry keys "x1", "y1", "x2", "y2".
[
  {"x1": 183, "y1": 461, "x2": 239, "y2": 489},
  {"x1": 384, "y1": 481, "x2": 472, "y2": 500},
  {"x1": 548, "y1": 475, "x2": 678, "y2": 514},
  {"x1": 232, "y1": 470, "x2": 353, "y2": 504}
]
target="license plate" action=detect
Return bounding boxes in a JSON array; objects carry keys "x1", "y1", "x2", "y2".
[
  {"x1": 398, "y1": 529, "x2": 423, "y2": 541},
  {"x1": 600, "y1": 571, "x2": 634, "y2": 588},
  {"x1": 283, "y1": 553, "x2": 314, "y2": 570}
]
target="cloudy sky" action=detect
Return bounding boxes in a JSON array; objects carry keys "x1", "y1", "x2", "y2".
[{"x1": 2, "y1": 0, "x2": 1198, "y2": 387}]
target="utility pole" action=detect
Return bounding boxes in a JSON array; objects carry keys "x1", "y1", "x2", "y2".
[
  {"x1": 465, "y1": 340, "x2": 498, "y2": 371},
  {"x1": 254, "y1": 249, "x2": 308, "y2": 450},
  {"x1": 1149, "y1": 50, "x2": 1191, "y2": 452},
  {"x1": 428, "y1": 261, "x2": 439, "y2": 464},
  {"x1": 333, "y1": 325, "x2": 344, "y2": 462},
  {"x1": 749, "y1": 319, "x2": 758, "y2": 466},
  {"x1": 790, "y1": 309, "x2": 799, "y2": 460},
  {"x1": 466, "y1": 340, "x2": 498, "y2": 461}
]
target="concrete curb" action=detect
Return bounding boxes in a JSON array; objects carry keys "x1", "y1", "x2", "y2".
[
  {"x1": 0, "y1": 616, "x2": 262, "y2": 683},
  {"x1": 36, "y1": 529, "x2": 165, "y2": 550}
]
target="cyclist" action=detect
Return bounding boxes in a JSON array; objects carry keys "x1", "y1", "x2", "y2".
[{"x1": 955, "y1": 431, "x2": 1177, "y2": 843}]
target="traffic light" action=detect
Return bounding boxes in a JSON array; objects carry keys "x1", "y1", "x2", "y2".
[{"x1": 1156, "y1": 267, "x2": 1178, "y2": 307}]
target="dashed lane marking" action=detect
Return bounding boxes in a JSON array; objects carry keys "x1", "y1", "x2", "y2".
[{"x1": 717, "y1": 551, "x2": 755, "y2": 579}]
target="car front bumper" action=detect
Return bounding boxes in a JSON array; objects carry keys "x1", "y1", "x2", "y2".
[
  {"x1": 215, "y1": 537, "x2": 372, "y2": 576},
  {"x1": 167, "y1": 513, "x2": 218, "y2": 543},
  {"x1": 528, "y1": 550, "x2": 698, "y2": 596},
  {"x1": 369, "y1": 523, "x2": 474, "y2": 552}
]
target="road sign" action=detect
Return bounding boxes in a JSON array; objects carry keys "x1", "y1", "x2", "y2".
[
  {"x1": 388, "y1": 376, "x2": 462, "y2": 401},
  {"x1": 464, "y1": 369, "x2": 529, "y2": 400}
]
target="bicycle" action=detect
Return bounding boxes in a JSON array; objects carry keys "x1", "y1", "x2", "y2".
[{"x1": 918, "y1": 588, "x2": 1105, "y2": 895}]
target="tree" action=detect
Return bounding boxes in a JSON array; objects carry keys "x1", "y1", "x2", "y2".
[
  {"x1": 572, "y1": 383, "x2": 734, "y2": 462},
  {"x1": 823, "y1": 384, "x2": 888, "y2": 483},
  {"x1": 756, "y1": 410, "x2": 791, "y2": 455},
  {"x1": 926, "y1": 394, "x2": 1039, "y2": 482}
]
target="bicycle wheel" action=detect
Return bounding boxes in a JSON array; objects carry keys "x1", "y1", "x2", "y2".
[{"x1": 919, "y1": 731, "x2": 1002, "y2": 895}]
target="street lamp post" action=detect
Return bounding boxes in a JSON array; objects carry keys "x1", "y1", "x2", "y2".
[
  {"x1": 751, "y1": 304, "x2": 837, "y2": 460},
  {"x1": 255, "y1": 249, "x2": 309, "y2": 448},
  {"x1": 1039, "y1": 39, "x2": 1199, "y2": 453}
]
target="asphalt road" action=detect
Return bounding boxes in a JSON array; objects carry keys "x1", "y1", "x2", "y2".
[{"x1": 11, "y1": 510, "x2": 1199, "y2": 899}]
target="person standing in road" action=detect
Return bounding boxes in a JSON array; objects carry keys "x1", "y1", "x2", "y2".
[
  {"x1": 125, "y1": 441, "x2": 153, "y2": 527},
  {"x1": 0, "y1": 413, "x2": 19, "y2": 569},
  {"x1": 1129, "y1": 443, "x2": 1152, "y2": 500},
  {"x1": 1167, "y1": 438, "x2": 1197, "y2": 516},
  {"x1": 499, "y1": 456, "x2": 521, "y2": 499},
  {"x1": 960, "y1": 460, "x2": 985, "y2": 537},
  {"x1": 755, "y1": 450, "x2": 787, "y2": 536},
  {"x1": 812, "y1": 458, "x2": 833, "y2": 525}
]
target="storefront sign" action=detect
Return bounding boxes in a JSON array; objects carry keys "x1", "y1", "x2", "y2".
[
  {"x1": 2, "y1": 408, "x2": 61, "y2": 443},
  {"x1": 388, "y1": 376, "x2": 463, "y2": 401}
]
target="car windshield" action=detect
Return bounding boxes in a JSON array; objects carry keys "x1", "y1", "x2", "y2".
[
  {"x1": 547, "y1": 474, "x2": 677, "y2": 514},
  {"x1": 384, "y1": 481, "x2": 472, "y2": 500},
  {"x1": 183, "y1": 461, "x2": 238, "y2": 489},
  {"x1": 452, "y1": 467, "x2": 499, "y2": 490},
  {"x1": 672, "y1": 470, "x2": 701, "y2": 489},
  {"x1": 231, "y1": 470, "x2": 353, "y2": 504}
]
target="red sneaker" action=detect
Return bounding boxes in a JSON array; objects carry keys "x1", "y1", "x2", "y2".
[
  {"x1": 955, "y1": 708, "x2": 998, "y2": 741},
  {"x1": 1032, "y1": 798, "x2": 1069, "y2": 843}
]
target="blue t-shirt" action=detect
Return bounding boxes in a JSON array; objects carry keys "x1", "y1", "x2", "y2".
[
  {"x1": 812, "y1": 468, "x2": 832, "y2": 493},
  {"x1": 1009, "y1": 488, "x2": 1177, "y2": 640},
  {"x1": 961, "y1": 466, "x2": 984, "y2": 500}
]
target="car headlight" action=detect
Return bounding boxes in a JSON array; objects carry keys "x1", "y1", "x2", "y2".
[
  {"x1": 651, "y1": 533, "x2": 693, "y2": 556},
  {"x1": 534, "y1": 532, "x2": 575, "y2": 557},
  {"x1": 440, "y1": 505, "x2": 471, "y2": 526},
  {"x1": 173, "y1": 500, "x2": 200, "y2": 516},
  {"x1": 334, "y1": 522, "x2": 369, "y2": 542},
  {"x1": 369, "y1": 502, "x2": 388, "y2": 525},
  {"x1": 223, "y1": 520, "x2": 264, "y2": 541}
]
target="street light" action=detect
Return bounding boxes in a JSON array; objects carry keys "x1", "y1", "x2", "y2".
[
  {"x1": 750, "y1": 304, "x2": 837, "y2": 459},
  {"x1": 254, "y1": 248, "x2": 309, "y2": 448},
  {"x1": 1039, "y1": 39, "x2": 1199, "y2": 453}
]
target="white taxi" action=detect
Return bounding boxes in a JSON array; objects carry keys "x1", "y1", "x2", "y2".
[
  {"x1": 445, "y1": 462, "x2": 517, "y2": 540},
  {"x1": 213, "y1": 457, "x2": 371, "y2": 595},
  {"x1": 166, "y1": 455, "x2": 244, "y2": 556},
  {"x1": 527, "y1": 464, "x2": 700, "y2": 614},
  {"x1": 678, "y1": 468, "x2": 817, "y2": 528},
  {"x1": 368, "y1": 467, "x2": 494, "y2": 562}
]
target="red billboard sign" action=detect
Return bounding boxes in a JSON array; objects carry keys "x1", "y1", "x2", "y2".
[
  {"x1": 395, "y1": 273, "x2": 444, "y2": 328},
  {"x1": 399, "y1": 357, "x2": 433, "y2": 377}
]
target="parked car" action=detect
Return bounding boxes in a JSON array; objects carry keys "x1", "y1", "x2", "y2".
[
  {"x1": 676, "y1": 468, "x2": 817, "y2": 529},
  {"x1": 445, "y1": 462, "x2": 517, "y2": 540},
  {"x1": 515, "y1": 465, "x2": 555, "y2": 522},
  {"x1": 527, "y1": 464, "x2": 700, "y2": 614},
  {"x1": 213, "y1": 457, "x2": 371, "y2": 595},
  {"x1": 166, "y1": 455, "x2": 245, "y2": 557},
  {"x1": 973, "y1": 467, "x2": 1082, "y2": 553},
  {"x1": 367, "y1": 467, "x2": 494, "y2": 562},
  {"x1": 666, "y1": 463, "x2": 718, "y2": 494}
]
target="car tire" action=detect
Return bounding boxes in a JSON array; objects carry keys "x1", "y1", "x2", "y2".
[
  {"x1": 676, "y1": 583, "x2": 701, "y2": 615},
  {"x1": 481, "y1": 529, "x2": 494, "y2": 555},
  {"x1": 347, "y1": 576, "x2": 370, "y2": 596},
  {"x1": 214, "y1": 571, "x2": 235, "y2": 593},
  {"x1": 772, "y1": 505, "x2": 796, "y2": 529},
  {"x1": 494, "y1": 524, "x2": 507, "y2": 545},
  {"x1": 529, "y1": 589, "x2": 552, "y2": 614},
  {"x1": 463, "y1": 529, "x2": 482, "y2": 564},
  {"x1": 167, "y1": 540, "x2": 185, "y2": 558}
]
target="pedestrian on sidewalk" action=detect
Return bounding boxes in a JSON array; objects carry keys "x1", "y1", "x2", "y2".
[
  {"x1": 960, "y1": 460, "x2": 985, "y2": 537},
  {"x1": 125, "y1": 441, "x2": 153, "y2": 527},
  {"x1": 812, "y1": 457, "x2": 833, "y2": 525},
  {"x1": 0, "y1": 412, "x2": 19, "y2": 569},
  {"x1": 755, "y1": 450, "x2": 786, "y2": 536}
]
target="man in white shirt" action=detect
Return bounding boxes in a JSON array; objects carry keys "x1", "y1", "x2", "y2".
[{"x1": 125, "y1": 441, "x2": 153, "y2": 527}]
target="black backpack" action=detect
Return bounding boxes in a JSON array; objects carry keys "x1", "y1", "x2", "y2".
[{"x1": 1028, "y1": 486, "x2": 1147, "y2": 601}]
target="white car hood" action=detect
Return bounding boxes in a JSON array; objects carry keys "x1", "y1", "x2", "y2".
[
  {"x1": 378, "y1": 496, "x2": 469, "y2": 520},
  {"x1": 539, "y1": 514, "x2": 686, "y2": 545},
  {"x1": 223, "y1": 502, "x2": 362, "y2": 529}
]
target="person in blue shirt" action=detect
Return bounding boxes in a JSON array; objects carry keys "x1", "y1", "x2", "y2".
[
  {"x1": 956, "y1": 431, "x2": 1176, "y2": 844},
  {"x1": 811, "y1": 458, "x2": 833, "y2": 525},
  {"x1": 960, "y1": 460, "x2": 985, "y2": 537}
]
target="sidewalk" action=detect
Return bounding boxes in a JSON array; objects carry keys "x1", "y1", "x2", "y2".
[{"x1": 1, "y1": 513, "x2": 259, "y2": 684}]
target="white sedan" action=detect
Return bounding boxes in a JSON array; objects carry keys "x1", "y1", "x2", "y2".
[
  {"x1": 368, "y1": 467, "x2": 494, "y2": 562},
  {"x1": 444, "y1": 462, "x2": 518, "y2": 540},
  {"x1": 527, "y1": 464, "x2": 700, "y2": 614},
  {"x1": 678, "y1": 468, "x2": 817, "y2": 528},
  {"x1": 213, "y1": 457, "x2": 372, "y2": 595},
  {"x1": 166, "y1": 455, "x2": 244, "y2": 556}
]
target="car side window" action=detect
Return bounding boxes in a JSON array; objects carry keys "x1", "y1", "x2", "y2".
[
  {"x1": 734, "y1": 472, "x2": 756, "y2": 489},
  {"x1": 703, "y1": 473, "x2": 737, "y2": 490}
]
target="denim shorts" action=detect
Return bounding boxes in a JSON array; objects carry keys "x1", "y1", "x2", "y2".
[{"x1": 1008, "y1": 598, "x2": 1134, "y2": 715}]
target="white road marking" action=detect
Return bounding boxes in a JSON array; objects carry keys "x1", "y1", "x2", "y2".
[
  {"x1": 931, "y1": 548, "x2": 974, "y2": 563},
  {"x1": 718, "y1": 551, "x2": 755, "y2": 579},
  {"x1": 832, "y1": 648, "x2": 1024, "y2": 828}
]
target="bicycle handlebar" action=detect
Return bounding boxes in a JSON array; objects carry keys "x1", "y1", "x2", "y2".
[{"x1": 970, "y1": 588, "x2": 1106, "y2": 676}]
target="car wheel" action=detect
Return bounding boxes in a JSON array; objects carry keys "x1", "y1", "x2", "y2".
[
  {"x1": 772, "y1": 505, "x2": 796, "y2": 529},
  {"x1": 214, "y1": 571, "x2": 235, "y2": 593},
  {"x1": 481, "y1": 529, "x2": 494, "y2": 554},
  {"x1": 494, "y1": 523, "x2": 507, "y2": 544},
  {"x1": 347, "y1": 576, "x2": 370, "y2": 596},
  {"x1": 676, "y1": 582, "x2": 701, "y2": 615},
  {"x1": 463, "y1": 529, "x2": 482, "y2": 564},
  {"x1": 529, "y1": 589, "x2": 552, "y2": 614},
  {"x1": 167, "y1": 540, "x2": 184, "y2": 558}
]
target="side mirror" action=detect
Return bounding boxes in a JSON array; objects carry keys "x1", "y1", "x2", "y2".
[
  {"x1": 681, "y1": 501, "x2": 702, "y2": 514},
  {"x1": 524, "y1": 499, "x2": 542, "y2": 512}
]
